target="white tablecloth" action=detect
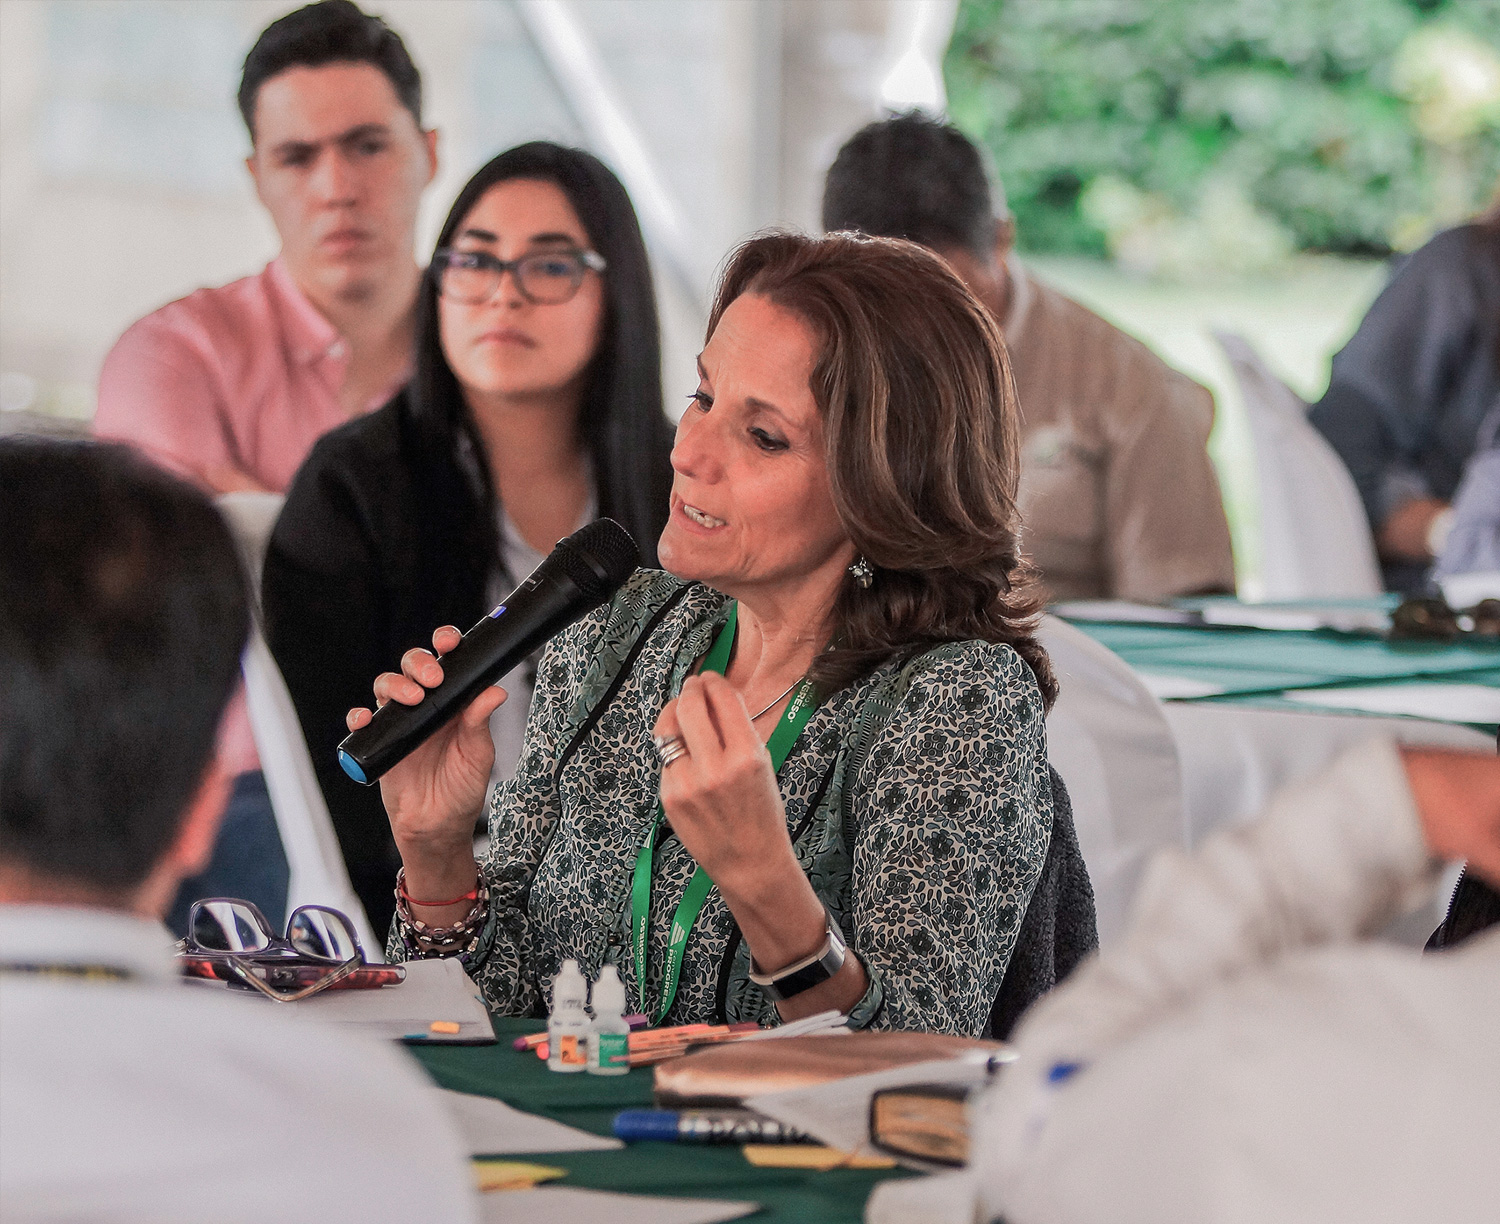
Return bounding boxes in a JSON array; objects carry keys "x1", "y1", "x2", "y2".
[{"x1": 1162, "y1": 702, "x2": 1492, "y2": 944}]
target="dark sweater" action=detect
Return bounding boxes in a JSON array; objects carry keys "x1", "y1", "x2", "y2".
[
  {"x1": 1309, "y1": 223, "x2": 1500, "y2": 592},
  {"x1": 262, "y1": 389, "x2": 671, "y2": 937}
]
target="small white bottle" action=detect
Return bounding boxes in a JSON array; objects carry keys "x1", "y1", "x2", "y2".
[
  {"x1": 587, "y1": 964, "x2": 630, "y2": 1076},
  {"x1": 547, "y1": 959, "x2": 589, "y2": 1073}
]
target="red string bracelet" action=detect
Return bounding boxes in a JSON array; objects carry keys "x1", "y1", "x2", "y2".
[{"x1": 397, "y1": 868, "x2": 480, "y2": 908}]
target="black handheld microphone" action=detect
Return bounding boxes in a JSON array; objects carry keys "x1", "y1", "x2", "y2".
[{"x1": 336, "y1": 518, "x2": 639, "y2": 785}]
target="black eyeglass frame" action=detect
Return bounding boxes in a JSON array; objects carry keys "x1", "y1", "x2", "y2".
[
  {"x1": 178, "y1": 898, "x2": 365, "y2": 1003},
  {"x1": 431, "y1": 245, "x2": 607, "y2": 306}
]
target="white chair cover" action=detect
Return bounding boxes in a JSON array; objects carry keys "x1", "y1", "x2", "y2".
[
  {"x1": 216, "y1": 493, "x2": 382, "y2": 958},
  {"x1": 1040, "y1": 616, "x2": 1186, "y2": 946},
  {"x1": 1212, "y1": 330, "x2": 1382, "y2": 599}
]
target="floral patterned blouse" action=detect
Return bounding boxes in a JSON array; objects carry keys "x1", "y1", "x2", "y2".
[{"x1": 390, "y1": 569, "x2": 1052, "y2": 1035}]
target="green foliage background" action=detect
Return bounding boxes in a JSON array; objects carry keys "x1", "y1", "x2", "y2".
[{"x1": 944, "y1": 0, "x2": 1500, "y2": 263}]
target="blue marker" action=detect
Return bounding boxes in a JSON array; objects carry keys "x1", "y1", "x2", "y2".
[{"x1": 613, "y1": 1108, "x2": 809, "y2": 1145}]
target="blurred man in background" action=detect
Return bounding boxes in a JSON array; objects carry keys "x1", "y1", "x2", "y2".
[
  {"x1": 94, "y1": 0, "x2": 436, "y2": 493},
  {"x1": 823, "y1": 112, "x2": 1235, "y2": 604},
  {"x1": 0, "y1": 439, "x2": 474, "y2": 1224},
  {"x1": 91, "y1": 0, "x2": 438, "y2": 934}
]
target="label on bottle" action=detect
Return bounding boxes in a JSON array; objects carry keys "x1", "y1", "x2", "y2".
[
  {"x1": 595, "y1": 1031, "x2": 629, "y2": 1068},
  {"x1": 557, "y1": 1033, "x2": 585, "y2": 1066}
]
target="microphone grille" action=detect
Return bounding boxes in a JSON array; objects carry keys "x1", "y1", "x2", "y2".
[{"x1": 557, "y1": 518, "x2": 640, "y2": 596}]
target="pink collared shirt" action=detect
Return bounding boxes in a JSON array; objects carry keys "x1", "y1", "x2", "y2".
[
  {"x1": 95, "y1": 258, "x2": 407, "y2": 492},
  {"x1": 94, "y1": 258, "x2": 410, "y2": 773}
]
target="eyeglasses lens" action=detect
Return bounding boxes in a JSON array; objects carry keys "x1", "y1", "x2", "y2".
[
  {"x1": 515, "y1": 254, "x2": 585, "y2": 303},
  {"x1": 287, "y1": 906, "x2": 362, "y2": 962},
  {"x1": 439, "y1": 256, "x2": 495, "y2": 305},
  {"x1": 191, "y1": 900, "x2": 272, "y2": 954}
]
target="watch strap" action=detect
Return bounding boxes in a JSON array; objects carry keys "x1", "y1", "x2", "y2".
[{"x1": 749, "y1": 908, "x2": 847, "y2": 1002}]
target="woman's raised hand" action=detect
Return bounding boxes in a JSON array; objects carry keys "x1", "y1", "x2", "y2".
[
  {"x1": 654, "y1": 673, "x2": 863, "y2": 1016},
  {"x1": 345, "y1": 626, "x2": 505, "y2": 878},
  {"x1": 653, "y1": 674, "x2": 789, "y2": 888}
]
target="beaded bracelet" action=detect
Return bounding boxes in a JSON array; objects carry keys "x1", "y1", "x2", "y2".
[{"x1": 391, "y1": 870, "x2": 492, "y2": 960}]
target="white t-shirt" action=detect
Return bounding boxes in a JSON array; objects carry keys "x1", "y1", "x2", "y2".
[
  {"x1": 485, "y1": 491, "x2": 598, "y2": 793},
  {"x1": 0, "y1": 905, "x2": 478, "y2": 1223}
]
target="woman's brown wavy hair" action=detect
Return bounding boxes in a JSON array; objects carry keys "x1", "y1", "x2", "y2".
[{"x1": 707, "y1": 230, "x2": 1056, "y2": 708}]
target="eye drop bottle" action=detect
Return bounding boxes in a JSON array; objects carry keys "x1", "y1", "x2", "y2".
[
  {"x1": 547, "y1": 959, "x2": 589, "y2": 1073},
  {"x1": 587, "y1": 964, "x2": 630, "y2": 1076}
]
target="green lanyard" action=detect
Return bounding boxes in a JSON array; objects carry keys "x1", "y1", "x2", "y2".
[{"x1": 631, "y1": 602, "x2": 818, "y2": 1024}]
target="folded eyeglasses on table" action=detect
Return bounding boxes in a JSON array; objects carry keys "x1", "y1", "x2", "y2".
[{"x1": 176, "y1": 898, "x2": 403, "y2": 1001}]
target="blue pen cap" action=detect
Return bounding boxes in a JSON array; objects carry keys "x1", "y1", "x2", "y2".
[
  {"x1": 338, "y1": 750, "x2": 367, "y2": 784},
  {"x1": 612, "y1": 1109, "x2": 681, "y2": 1142}
]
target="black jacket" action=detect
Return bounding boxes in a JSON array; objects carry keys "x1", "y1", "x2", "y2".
[{"x1": 262, "y1": 388, "x2": 671, "y2": 937}]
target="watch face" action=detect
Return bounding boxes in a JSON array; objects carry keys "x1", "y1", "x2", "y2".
[{"x1": 755, "y1": 918, "x2": 847, "y2": 1001}]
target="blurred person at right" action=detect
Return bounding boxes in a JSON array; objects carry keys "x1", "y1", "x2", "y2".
[
  {"x1": 866, "y1": 736, "x2": 1500, "y2": 1223},
  {"x1": 823, "y1": 112, "x2": 1235, "y2": 604},
  {"x1": 0, "y1": 438, "x2": 474, "y2": 1224},
  {"x1": 262, "y1": 143, "x2": 674, "y2": 936},
  {"x1": 1310, "y1": 201, "x2": 1500, "y2": 593}
]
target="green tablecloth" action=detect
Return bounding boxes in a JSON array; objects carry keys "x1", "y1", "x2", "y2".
[
  {"x1": 1069, "y1": 615, "x2": 1500, "y2": 731},
  {"x1": 411, "y1": 1017, "x2": 911, "y2": 1222}
]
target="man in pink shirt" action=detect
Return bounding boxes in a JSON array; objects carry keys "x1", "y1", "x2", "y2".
[{"x1": 93, "y1": 0, "x2": 437, "y2": 933}]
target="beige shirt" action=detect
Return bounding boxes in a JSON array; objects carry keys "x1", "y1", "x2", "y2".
[{"x1": 1004, "y1": 260, "x2": 1236, "y2": 601}]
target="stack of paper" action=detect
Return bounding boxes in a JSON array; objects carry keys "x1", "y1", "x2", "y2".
[
  {"x1": 437, "y1": 1089, "x2": 622, "y2": 1156},
  {"x1": 183, "y1": 958, "x2": 495, "y2": 1043},
  {"x1": 479, "y1": 1187, "x2": 758, "y2": 1224}
]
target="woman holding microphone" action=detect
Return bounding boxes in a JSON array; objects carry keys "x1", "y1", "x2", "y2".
[{"x1": 352, "y1": 232, "x2": 1056, "y2": 1033}]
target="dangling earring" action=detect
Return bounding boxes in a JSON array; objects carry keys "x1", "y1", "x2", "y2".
[{"x1": 848, "y1": 556, "x2": 874, "y2": 589}]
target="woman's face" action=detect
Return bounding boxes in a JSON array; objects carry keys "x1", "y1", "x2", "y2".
[
  {"x1": 658, "y1": 292, "x2": 854, "y2": 603},
  {"x1": 437, "y1": 178, "x2": 605, "y2": 404}
]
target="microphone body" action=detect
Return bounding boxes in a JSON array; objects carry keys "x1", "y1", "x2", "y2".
[{"x1": 336, "y1": 519, "x2": 638, "y2": 785}]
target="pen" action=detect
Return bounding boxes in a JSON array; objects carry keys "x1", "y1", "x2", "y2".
[
  {"x1": 534, "y1": 1021, "x2": 760, "y2": 1062},
  {"x1": 512, "y1": 1012, "x2": 649, "y2": 1051},
  {"x1": 613, "y1": 1108, "x2": 811, "y2": 1145}
]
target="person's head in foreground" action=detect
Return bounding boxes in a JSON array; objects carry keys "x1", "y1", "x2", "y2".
[
  {"x1": 239, "y1": 0, "x2": 436, "y2": 305},
  {"x1": 0, "y1": 439, "x2": 476, "y2": 1224},
  {"x1": 363, "y1": 230, "x2": 1060, "y2": 1036},
  {"x1": 412, "y1": 140, "x2": 673, "y2": 555},
  {"x1": 0, "y1": 439, "x2": 248, "y2": 914},
  {"x1": 823, "y1": 110, "x2": 1017, "y2": 322}
]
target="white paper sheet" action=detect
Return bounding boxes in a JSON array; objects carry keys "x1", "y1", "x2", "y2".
[
  {"x1": 1052, "y1": 600, "x2": 1199, "y2": 625},
  {"x1": 865, "y1": 1169, "x2": 980, "y2": 1224},
  {"x1": 184, "y1": 958, "x2": 495, "y2": 1042},
  {"x1": 478, "y1": 1186, "x2": 758, "y2": 1224},
  {"x1": 746, "y1": 1052, "x2": 1005, "y2": 1168},
  {"x1": 1283, "y1": 683, "x2": 1500, "y2": 724},
  {"x1": 1439, "y1": 571, "x2": 1500, "y2": 608},
  {"x1": 1197, "y1": 603, "x2": 1391, "y2": 633},
  {"x1": 1135, "y1": 672, "x2": 1228, "y2": 700},
  {"x1": 437, "y1": 1089, "x2": 622, "y2": 1155}
]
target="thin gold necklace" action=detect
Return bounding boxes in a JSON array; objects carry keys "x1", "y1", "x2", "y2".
[{"x1": 748, "y1": 677, "x2": 803, "y2": 722}]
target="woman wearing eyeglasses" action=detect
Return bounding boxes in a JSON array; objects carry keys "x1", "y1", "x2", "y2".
[{"x1": 263, "y1": 143, "x2": 674, "y2": 937}]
